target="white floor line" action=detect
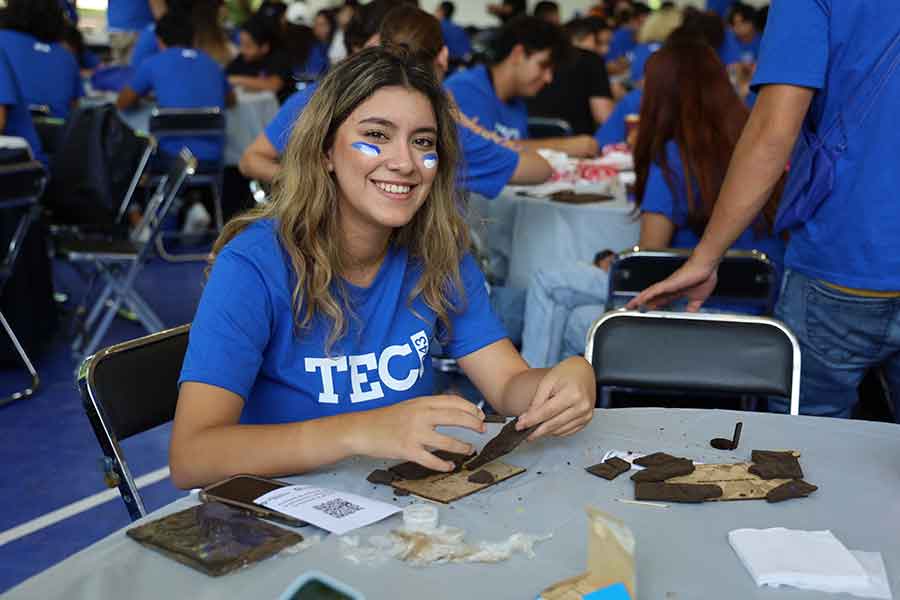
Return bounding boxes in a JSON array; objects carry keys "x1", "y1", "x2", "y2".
[{"x1": 0, "y1": 466, "x2": 171, "y2": 547}]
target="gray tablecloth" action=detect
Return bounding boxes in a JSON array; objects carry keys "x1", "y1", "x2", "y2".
[
  {"x1": 469, "y1": 190, "x2": 640, "y2": 290},
  {"x1": 7, "y1": 408, "x2": 899, "y2": 600}
]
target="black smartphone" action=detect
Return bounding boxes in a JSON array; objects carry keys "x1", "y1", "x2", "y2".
[{"x1": 199, "y1": 474, "x2": 306, "y2": 527}]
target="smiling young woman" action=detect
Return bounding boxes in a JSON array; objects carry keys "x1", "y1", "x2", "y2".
[{"x1": 169, "y1": 47, "x2": 596, "y2": 489}]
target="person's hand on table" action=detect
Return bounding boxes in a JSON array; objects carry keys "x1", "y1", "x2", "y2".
[
  {"x1": 625, "y1": 255, "x2": 719, "y2": 312},
  {"x1": 517, "y1": 356, "x2": 596, "y2": 440},
  {"x1": 351, "y1": 395, "x2": 486, "y2": 472}
]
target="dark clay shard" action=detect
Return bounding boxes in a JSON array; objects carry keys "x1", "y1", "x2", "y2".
[
  {"x1": 749, "y1": 450, "x2": 804, "y2": 480},
  {"x1": 388, "y1": 450, "x2": 475, "y2": 481},
  {"x1": 711, "y1": 422, "x2": 743, "y2": 450},
  {"x1": 585, "y1": 457, "x2": 631, "y2": 481},
  {"x1": 630, "y1": 458, "x2": 695, "y2": 482},
  {"x1": 766, "y1": 479, "x2": 818, "y2": 503},
  {"x1": 465, "y1": 418, "x2": 537, "y2": 471},
  {"x1": 633, "y1": 452, "x2": 679, "y2": 468},
  {"x1": 635, "y1": 482, "x2": 723, "y2": 503},
  {"x1": 366, "y1": 469, "x2": 399, "y2": 485},
  {"x1": 483, "y1": 414, "x2": 507, "y2": 423},
  {"x1": 392, "y1": 487, "x2": 410, "y2": 496},
  {"x1": 467, "y1": 469, "x2": 496, "y2": 484}
]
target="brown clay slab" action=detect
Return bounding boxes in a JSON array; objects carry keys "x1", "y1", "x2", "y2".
[
  {"x1": 387, "y1": 450, "x2": 475, "y2": 481},
  {"x1": 630, "y1": 458, "x2": 694, "y2": 482},
  {"x1": 465, "y1": 418, "x2": 536, "y2": 470},
  {"x1": 633, "y1": 452, "x2": 680, "y2": 467},
  {"x1": 585, "y1": 457, "x2": 631, "y2": 481},
  {"x1": 635, "y1": 482, "x2": 723, "y2": 503},
  {"x1": 392, "y1": 461, "x2": 525, "y2": 503},
  {"x1": 766, "y1": 479, "x2": 818, "y2": 503},
  {"x1": 667, "y1": 463, "x2": 792, "y2": 501}
]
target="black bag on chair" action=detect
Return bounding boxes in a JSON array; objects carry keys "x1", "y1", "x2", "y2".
[{"x1": 44, "y1": 104, "x2": 149, "y2": 226}]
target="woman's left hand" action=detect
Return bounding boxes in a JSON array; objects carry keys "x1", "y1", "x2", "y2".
[{"x1": 516, "y1": 357, "x2": 596, "y2": 440}]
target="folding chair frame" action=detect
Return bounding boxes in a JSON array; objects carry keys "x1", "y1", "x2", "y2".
[
  {"x1": 78, "y1": 324, "x2": 191, "y2": 520},
  {"x1": 149, "y1": 107, "x2": 226, "y2": 263},
  {"x1": 585, "y1": 309, "x2": 801, "y2": 415},
  {"x1": 0, "y1": 161, "x2": 47, "y2": 406},
  {"x1": 68, "y1": 149, "x2": 196, "y2": 358}
]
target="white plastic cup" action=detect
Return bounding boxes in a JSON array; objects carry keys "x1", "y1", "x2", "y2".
[{"x1": 403, "y1": 503, "x2": 439, "y2": 533}]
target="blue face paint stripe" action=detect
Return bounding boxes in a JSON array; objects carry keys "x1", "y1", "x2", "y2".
[
  {"x1": 351, "y1": 141, "x2": 380, "y2": 157},
  {"x1": 422, "y1": 153, "x2": 438, "y2": 169}
]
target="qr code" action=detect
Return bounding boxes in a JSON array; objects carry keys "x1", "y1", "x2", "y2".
[{"x1": 313, "y1": 498, "x2": 364, "y2": 519}]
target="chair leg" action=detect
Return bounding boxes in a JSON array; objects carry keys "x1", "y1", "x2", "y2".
[
  {"x1": 120, "y1": 288, "x2": 164, "y2": 333},
  {"x1": 78, "y1": 295, "x2": 123, "y2": 359},
  {"x1": 0, "y1": 309, "x2": 39, "y2": 406},
  {"x1": 72, "y1": 280, "x2": 114, "y2": 353}
]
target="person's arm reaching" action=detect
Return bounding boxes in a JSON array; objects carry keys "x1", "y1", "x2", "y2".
[
  {"x1": 638, "y1": 213, "x2": 675, "y2": 249},
  {"x1": 509, "y1": 149, "x2": 553, "y2": 185},
  {"x1": 519, "y1": 134, "x2": 598, "y2": 158},
  {"x1": 590, "y1": 96, "x2": 614, "y2": 125},
  {"x1": 627, "y1": 84, "x2": 815, "y2": 311},
  {"x1": 238, "y1": 132, "x2": 281, "y2": 183}
]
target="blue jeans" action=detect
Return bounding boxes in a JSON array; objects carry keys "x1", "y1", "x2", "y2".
[
  {"x1": 773, "y1": 269, "x2": 900, "y2": 418},
  {"x1": 520, "y1": 264, "x2": 609, "y2": 368}
]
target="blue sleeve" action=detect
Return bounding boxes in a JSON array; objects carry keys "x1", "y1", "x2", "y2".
[
  {"x1": 68, "y1": 54, "x2": 85, "y2": 99},
  {"x1": 128, "y1": 60, "x2": 154, "y2": 95},
  {"x1": 607, "y1": 29, "x2": 634, "y2": 61},
  {"x1": 457, "y1": 123, "x2": 519, "y2": 198},
  {"x1": 0, "y1": 52, "x2": 19, "y2": 107},
  {"x1": 446, "y1": 74, "x2": 494, "y2": 132},
  {"x1": 441, "y1": 254, "x2": 508, "y2": 358},
  {"x1": 595, "y1": 90, "x2": 641, "y2": 147},
  {"x1": 82, "y1": 50, "x2": 101, "y2": 69},
  {"x1": 264, "y1": 87, "x2": 314, "y2": 153},
  {"x1": 751, "y1": 0, "x2": 829, "y2": 91},
  {"x1": 639, "y1": 161, "x2": 678, "y2": 220},
  {"x1": 719, "y1": 31, "x2": 740, "y2": 65},
  {"x1": 179, "y1": 245, "x2": 274, "y2": 399},
  {"x1": 130, "y1": 27, "x2": 158, "y2": 69}
]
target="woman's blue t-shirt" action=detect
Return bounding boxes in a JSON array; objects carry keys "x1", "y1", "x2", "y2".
[
  {"x1": 179, "y1": 220, "x2": 508, "y2": 424},
  {"x1": 641, "y1": 141, "x2": 785, "y2": 262}
]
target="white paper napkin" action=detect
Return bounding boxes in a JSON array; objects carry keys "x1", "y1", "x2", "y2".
[{"x1": 729, "y1": 528, "x2": 891, "y2": 599}]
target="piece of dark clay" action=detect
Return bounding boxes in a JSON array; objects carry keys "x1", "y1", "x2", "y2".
[
  {"x1": 766, "y1": 479, "x2": 818, "y2": 503},
  {"x1": 366, "y1": 469, "x2": 399, "y2": 485},
  {"x1": 483, "y1": 414, "x2": 507, "y2": 423},
  {"x1": 388, "y1": 450, "x2": 475, "y2": 481},
  {"x1": 749, "y1": 450, "x2": 804, "y2": 480},
  {"x1": 465, "y1": 418, "x2": 537, "y2": 470},
  {"x1": 633, "y1": 452, "x2": 679, "y2": 468},
  {"x1": 635, "y1": 482, "x2": 723, "y2": 503},
  {"x1": 467, "y1": 469, "x2": 496, "y2": 484},
  {"x1": 585, "y1": 457, "x2": 631, "y2": 481},
  {"x1": 710, "y1": 422, "x2": 743, "y2": 450},
  {"x1": 392, "y1": 487, "x2": 410, "y2": 496},
  {"x1": 630, "y1": 458, "x2": 695, "y2": 482}
]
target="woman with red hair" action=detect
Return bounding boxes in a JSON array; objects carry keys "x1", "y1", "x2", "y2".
[{"x1": 633, "y1": 39, "x2": 783, "y2": 259}]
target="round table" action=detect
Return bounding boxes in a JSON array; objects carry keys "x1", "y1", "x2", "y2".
[{"x1": 6, "y1": 408, "x2": 898, "y2": 600}]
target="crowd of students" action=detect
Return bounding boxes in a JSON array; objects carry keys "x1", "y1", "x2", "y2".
[{"x1": 1, "y1": 0, "x2": 896, "y2": 483}]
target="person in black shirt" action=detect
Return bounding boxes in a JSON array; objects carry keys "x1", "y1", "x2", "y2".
[
  {"x1": 226, "y1": 15, "x2": 292, "y2": 98},
  {"x1": 526, "y1": 17, "x2": 614, "y2": 135}
]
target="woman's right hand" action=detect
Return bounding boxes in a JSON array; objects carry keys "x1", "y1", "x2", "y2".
[
  {"x1": 351, "y1": 395, "x2": 486, "y2": 472},
  {"x1": 626, "y1": 257, "x2": 719, "y2": 312}
]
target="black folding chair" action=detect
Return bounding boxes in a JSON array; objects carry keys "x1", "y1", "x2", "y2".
[
  {"x1": 0, "y1": 160, "x2": 47, "y2": 406},
  {"x1": 58, "y1": 148, "x2": 195, "y2": 358},
  {"x1": 527, "y1": 117, "x2": 574, "y2": 139},
  {"x1": 606, "y1": 247, "x2": 778, "y2": 313},
  {"x1": 148, "y1": 107, "x2": 225, "y2": 262},
  {"x1": 29, "y1": 104, "x2": 66, "y2": 159},
  {"x1": 585, "y1": 309, "x2": 800, "y2": 415},
  {"x1": 79, "y1": 323, "x2": 190, "y2": 520}
]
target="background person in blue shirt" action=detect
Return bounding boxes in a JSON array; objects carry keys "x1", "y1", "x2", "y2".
[
  {"x1": 445, "y1": 15, "x2": 598, "y2": 157},
  {"x1": 107, "y1": 0, "x2": 166, "y2": 63},
  {"x1": 719, "y1": 3, "x2": 760, "y2": 67},
  {"x1": 169, "y1": 47, "x2": 595, "y2": 488},
  {"x1": 239, "y1": 6, "x2": 552, "y2": 196},
  {"x1": 630, "y1": 0, "x2": 900, "y2": 420},
  {"x1": 0, "y1": 51, "x2": 45, "y2": 165},
  {"x1": 0, "y1": 0, "x2": 83, "y2": 119},
  {"x1": 117, "y1": 12, "x2": 233, "y2": 165},
  {"x1": 435, "y1": 2, "x2": 472, "y2": 64},
  {"x1": 524, "y1": 40, "x2": 784, "y2": 369}
]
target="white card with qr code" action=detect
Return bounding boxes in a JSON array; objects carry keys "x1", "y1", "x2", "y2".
[{"x1": 254, "y1": 485, "x2": 401, "y2": 535}]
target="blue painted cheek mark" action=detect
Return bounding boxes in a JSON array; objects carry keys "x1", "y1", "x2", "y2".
[
  {"x1": 351, "y1": 141, "x2": 380, "y2": 157},
  {"x1": 422, "y1": 153, "x2": 438, "y2": 169}
]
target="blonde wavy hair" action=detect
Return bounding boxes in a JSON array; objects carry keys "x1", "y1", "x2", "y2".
[
  {"x1": 212, "y1": 46, "x2": 469, "y2": 351},
  {"x1": 637, "y1": 7, "x2": 684, "y2": 44}
]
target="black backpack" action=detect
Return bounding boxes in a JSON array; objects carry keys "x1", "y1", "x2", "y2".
[{"x1": 45, "y1": 104, "x2": 149, "y2": 226}]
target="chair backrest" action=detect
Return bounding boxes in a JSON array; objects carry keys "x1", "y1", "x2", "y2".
[
  {"x1": 0, "y1": 161, "x2": 46, "y2": 281},
  {"x1": 28, "y1": 104, "x2": 51, "y2": 118},
  {"x1": 149, "y1": 107, "x2": 226, "y2": 140},
  {"x1": 78, "y1": 324, "x2": 191, "y2": 520},
  {"x1": 607, "y1": 247, "x2": 777, "y2": 313},
  {"x1": 32, "y1": 115, "x2": 67, "y2": 158},
  {"x1": 585, "y1": 310, "x2": 800, "y2": 415},
  {"x1": 131, "y1": 148, "x2": 196, "y2": 247},
  {"x1": 527, "y1": 117, "x2": 574, "y2": 139}
]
